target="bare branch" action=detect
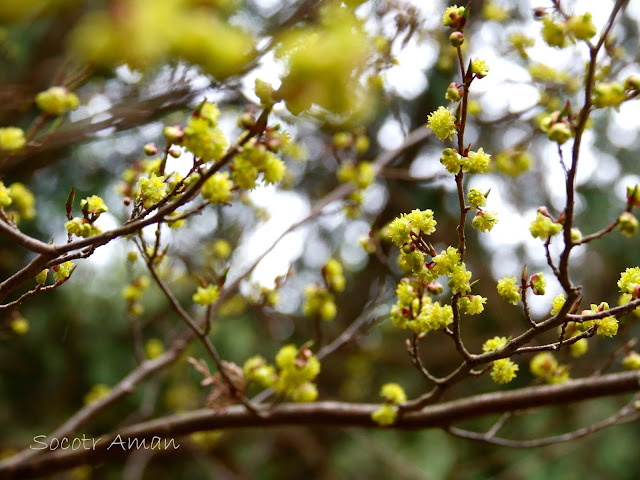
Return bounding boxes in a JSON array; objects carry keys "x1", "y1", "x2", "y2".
[
  {"x1": 447, "y1": 395, "x2": 640, "y2": 448},
  {"x1": 3, "y1": 371, "x2": 639, "y2": 478}
]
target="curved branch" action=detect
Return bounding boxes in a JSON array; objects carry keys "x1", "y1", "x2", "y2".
[
  {"x1": 2, "y1": 371, "x2": 639, "y2": 478},
  {"x1": 0, "y1": 220, "x2": 54, "y2": 255},
  {"x1": 447, "y1": 395, "x2": 640, "y2": 448}
]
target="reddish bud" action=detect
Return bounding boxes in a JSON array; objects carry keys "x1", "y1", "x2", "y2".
[
  {"x1": 238, "y1": 112, "x2": 256, "y2": 129},
  {"x1": 163, "y1": 125, "x2": 184, "y2": 144},
  {"x1": 533, "y1": 7, "x2": 547, "y2": 19},
  {"x1": 265, "y1": 137, "x2": 282, "y2": 152},
  {"x1": 143, "y1": 143, "x2": 158, "y2": 156},
  {"x1": 426, "y1": 281, "x2": 443, "y2": 295},
  {"x1": 537, "y1": 206, "x2": 551, "y2": 218},
  {"x1": 449, "y1": 31, "x2": 464, "y2": 47}
]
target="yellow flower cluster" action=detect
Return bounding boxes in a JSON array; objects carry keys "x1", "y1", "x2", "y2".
[
  {"x1": 192, "y1": 284, "x2": 220, "y2": 306},
  {"x1": 35, "y1": 86, "x2": 79, "y2": 116},
  {"x1": 0, "y1": 127, "x2": 26, "y2": 151},
  {"x1": 69, "y1": 0, "x2": 254, "y2": 78},
  {"x1": 276, "y1": 3, "x2": 374, "y2": 120},
  {"x1": 231, "y1": 139, "x2": 286, "y2": 190},
  {"x1": 530, "y1": 352, "x2": 569, "y2": 384},
  {"x1": 244, "y1": 344, "x2": 321, "y2": 403},
  {"x1": 371, "y1": 383, "x2": 406, "y2": 426}
]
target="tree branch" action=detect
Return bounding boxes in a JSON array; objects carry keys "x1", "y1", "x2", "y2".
[{"x1": 2, "y1": 371, "x2": 639, "y2": 478}]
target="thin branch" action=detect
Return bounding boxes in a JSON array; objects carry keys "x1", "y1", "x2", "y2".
[
  {"x1": 544, "y1": 238, "x2": 561, "y2": 281},
  {"x1": 142, "y1": 248, "x2": 261, "y2": 415},
  {"x1": 558, "y1": 0, "x2": 627, "y2": 293},
  {"x1": 379, "y1": 170, "x2": 448, "y2": 183},
  {"x1": 0, "y1": 220, "x2": 55, "y2": 255},
  {"x1": 447, "y1": 395, "x2": 640, "y2": 448},
  {"x1": 486, "y1": 412, "x2": 513, "y2": 438},
  {"x1": 512, "y1": 327, "x2": 595, "y2": 355},
  {"x1": 577, "y1": 217, "x2": 620, "y2": 245},
  {"x1": 407, "y1": 334, "x2": 444, "y2": 384},
  {"x1": 593, "y1": 337, "x2": 638, "y2": 376},
  {"x1": 0, "y1": 283, "x2": 57, "y2": 310},
  {"x1": 520, "y1": 273, "x2": 537, "y2": 328},
  {"x1": 450, "y1": 296, "x2": 473, "y2": 361}
]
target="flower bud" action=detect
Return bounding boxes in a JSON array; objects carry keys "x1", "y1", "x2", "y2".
[
  {"x1": 537, "y1": 206, "x2": 551, "y2": 218},
  {"x1": 237, "y1": 112, "x2": 256, "y2": 129},
  {"x1": 163, "y1": 125, "x2": 184, "y2": 144},
  {"x1": 445, "y1": 82, "x2": 462, "y2": 102},
  {"x1": 566, "y1": 13, "x2": 596, "y2": 41},
  {"x1": 143, "y1": 143, "x2": 158, "y2": 156},
  {"x1": 624, "y1": 74, "x2": 640, "y2": 91},
  {"x1": 333, "y1": 132, "x2": 353, "y2": 149},
  {"x1": 627, "y1": 185, "x2": 640, "y2": 207},
  {"x1": 254, "y1": 79, "x2": 276, "y2": 107},
  {"x1": 570, "y1": 228, "x2": 582, "y2": 242},
  {"x1": 355, "y1": 135, "x2": 370, "y2": 154},
  {"x1": 530, "y1": 273, "x2": 546, "y2": 295},
  {"x1": 547, "y1": 122, "x2": 571, "y2": 144},
  {"x1": 35, "y1": 86, "x2": 79, "y2": 116},
  {"x1": 449, "y1": 31, "x2": 464, "y2": 47},
  {"x1": 265, "y1": 137, "x2": 282, "y2": 152},
  {"x1": 168, "y1": 148, "x2": 181, "y2": 158},
  {"x1": 521, "y1": 264, "x2": 528, "y2": 283},
  {"x1": 426, "y1": 281, "x2": 444, "y2": 295},
  {"x1": 592, "y1": 82, "x2": 625, "y2": 109},
  {"x1": 618, "y1": 212, "x2": 639, "y2": 237},
  {"x1": 533, "y1": 7, "x2": 547, "y2": 19},
  {"x1": 402, "y1": 243, "x2": 415, "y2": 254},
  {"x1": 622, "y1": 351, "x2": 640, "y2": 370},
  {"x1": 35, "y1": 269, "x2": 48, "y2": 285}
]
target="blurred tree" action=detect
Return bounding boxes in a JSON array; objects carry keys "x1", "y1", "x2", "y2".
[{"x1": 1, "y1": 0, "x2": 640, "y2": 479}]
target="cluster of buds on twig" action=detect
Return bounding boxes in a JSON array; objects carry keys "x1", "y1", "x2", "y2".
[{"x1": 539, "y1": 102, "x2": 574, "y2": 145}]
